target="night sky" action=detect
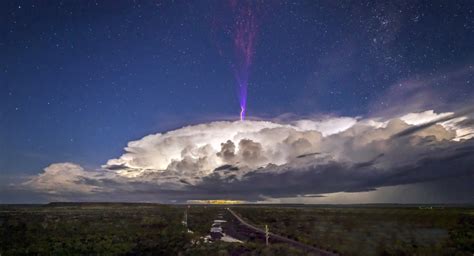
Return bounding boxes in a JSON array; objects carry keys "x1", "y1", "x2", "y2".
[{"x1": 2, "y1": 1, "x2": 473, "y2": 203}]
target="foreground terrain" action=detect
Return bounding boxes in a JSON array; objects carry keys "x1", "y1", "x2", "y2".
[
  {"x1": 0, "y1": 203, "x2": 473, "y2": 255},
  {"x1": 231, "y1": 205, "x2": 474, "y2": 255}
]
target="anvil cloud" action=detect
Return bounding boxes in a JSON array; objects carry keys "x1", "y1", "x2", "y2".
[{"x1": 22, "y1": 109, "x2": 474, "y2": 203}]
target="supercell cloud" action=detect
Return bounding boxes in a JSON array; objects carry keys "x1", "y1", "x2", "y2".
[{"x1": 22, "y1": 109, "x2": 474, "y2": 203}]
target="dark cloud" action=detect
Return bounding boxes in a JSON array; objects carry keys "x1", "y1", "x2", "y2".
[
  {"x1": 214, "y1": 164, "x2": 239, "y2": 171},
  {"x1": 217, "y1": 140, "x2": 236, "y2": 161},
  {"x1": 296, "y1": 152, "x2": 321, "y2": 158},
  {"x1": 237, "y1": 139, "x2": 267, "y2": 165},
  {"x1": 188, "y1": 138, "x2": 474, "y2": 201}
]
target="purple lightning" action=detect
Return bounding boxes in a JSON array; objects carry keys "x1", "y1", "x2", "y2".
[
  {"x1": 240, "y1": 106, "x2": 246, "y2": 121},
  {"x1": 232, "y1": 1, "x2": 257, "y2": 121},
  {"x1": 211, "y1": 1, "x2": 259, "y2": 121}
]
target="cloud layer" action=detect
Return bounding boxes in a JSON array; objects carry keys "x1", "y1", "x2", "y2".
[{"x1": 20, "y1": 109, "x2": 474, "y2": 203}]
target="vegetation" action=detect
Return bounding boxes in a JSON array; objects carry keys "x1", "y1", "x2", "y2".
[
  {"x1": 1, "y1": 203, "x2": 473, "y2": 255},
  {"x1": 0, "y1": 203, "x2": 192, "y2": 255},
  {"x1": 187, "y1": 205, "x2": 222, "y2": 236},
  {"x1": 0, "y1": 203, "x2": 309, "y2": 255},
  {"x1": 232, "y1": 205, "x2": 474, "y2": 255}
]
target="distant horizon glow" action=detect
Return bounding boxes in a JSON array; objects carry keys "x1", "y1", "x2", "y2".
[{"x1": 187, "y1": 199, "x2": 245, "y2": 205}]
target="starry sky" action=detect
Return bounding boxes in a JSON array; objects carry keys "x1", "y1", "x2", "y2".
[{"x1": 1, "y1": 0, "x2": 473, "y2": 203}]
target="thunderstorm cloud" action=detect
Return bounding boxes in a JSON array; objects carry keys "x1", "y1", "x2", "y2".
[{"x1": 19, "y1": 109, "x2": 474, "y2": 203}]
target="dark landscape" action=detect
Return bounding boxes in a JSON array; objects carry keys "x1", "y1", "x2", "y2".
[{"x1": 1, "y1": 203, "x2": 473, "y2": 255}]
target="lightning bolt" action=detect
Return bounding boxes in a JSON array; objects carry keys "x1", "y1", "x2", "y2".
[{"x1": 240, "y1": 106, "x2": 245, "y2": 121}]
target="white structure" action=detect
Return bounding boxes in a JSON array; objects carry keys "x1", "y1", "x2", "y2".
[{"x1": 265, "y1": 225, "x2": 269, "y2": 246}]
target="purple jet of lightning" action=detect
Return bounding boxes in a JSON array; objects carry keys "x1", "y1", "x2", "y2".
[
  {"x1": 232, "y1": 1, "x2": 257, "y2": 121},
  {"x1": 211, "y1": 1, "x2": 259, "y2": 121}
]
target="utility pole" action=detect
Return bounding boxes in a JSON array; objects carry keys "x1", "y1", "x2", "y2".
[
  {"x1": 265, "y1": 224, "x2": 269, "y2": 246},
  {"x1": 183, "y1": 206, "x2": 188, "y2": 227}
]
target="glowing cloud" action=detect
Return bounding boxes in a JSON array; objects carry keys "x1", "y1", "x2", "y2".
[{"x1": 22, "y1": 109, "x2": 474, "y2": 202}]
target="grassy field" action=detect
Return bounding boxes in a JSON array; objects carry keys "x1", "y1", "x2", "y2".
[
  {"x1": 232, "y1": 205, "x2": 474, "y2": 255},
  {"x1": 1, "y1": 203, "x2": 473, "y2": 255},
  {"x1": 0, "y1": 203, "x2": 192, "y2": 255},
  {"x1": 0, "y1": 203, "x2": 306, "y2": 255}
]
